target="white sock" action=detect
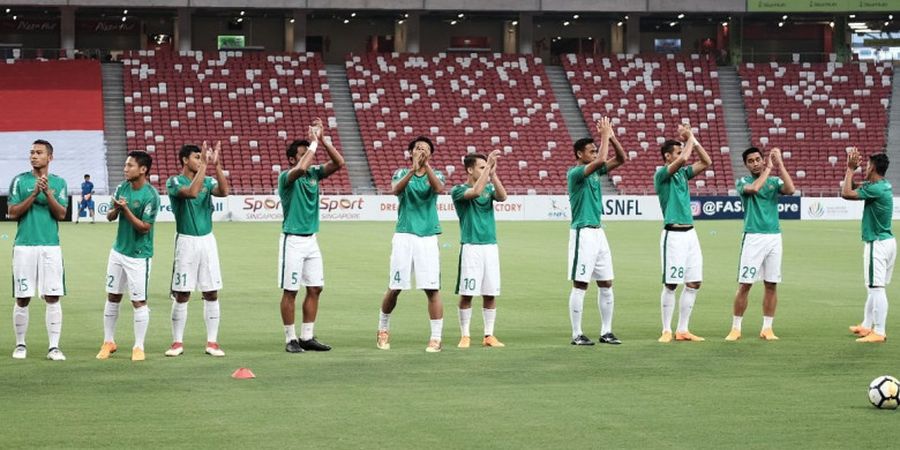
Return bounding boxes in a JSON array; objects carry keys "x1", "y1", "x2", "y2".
[
  {"x1": 676, "y1": 287, "x2": 698, "y2": 333},
  {"x1": 46, "y1": 302, "x2": 62, "y2": 349},
  {"x1": 378, "y1": 311, "x2": 391, "y2": 331},
  {"x1": 458, "y1": 308, "x2": 472, "y2": 337},
  {"x1": 871, "y1": 287, "x2": 889, "y2": 335},
  {"x1": 430, "y1": 319, "x2": 443, "y2": 341},
  {"x1": 133, "y1": 305, "x2": 150, "y2": 350},
  {"x1": 598, "y1": 287, "x2": 614, "y2": 335},
  {"x1": 732, "y1": 315, "x2": 743, "y2": 331},
  {"x1": 13, "y1": 305, "x2": 28, "y2": 346},
  {"x1": 171, "y1": 301, "x2": 187, "y2": 343},
  {"x1": 862, "y1": 292, "x2": 875, "y2": 328},
  {"x1": 204, "y1": 300, "x2": 220, "y2": 343},
  {"x1": 762, "y1": 316, "x2": 774, "y2": 330},
  {"x1": 569, "y1": 287, "x2": 586, "y2": 338},
  {"x1": 284, "y1": 324, "x2": 297, "y2": 343},
  {"x1": 103, "y1": 301, "x2": 120, "y2": 342},
  {"x1": 483, "y1": 308, "x2": 497, "y2": 336},
  {"x1": 300, "y1": 322, "x2": 314, "y2": 341},
  {"x1": 660, "y1": 288, "x2": 676, "y2": 332}
]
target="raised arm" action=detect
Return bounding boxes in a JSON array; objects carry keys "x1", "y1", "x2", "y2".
[
  {"x1": 584, "y1": 117, "x2": 611, "y2": 177},
  {"x1": 43, "y1": 180, "x2": 67, "y2": 221},
  {"x1": 462, "y1": 150, "x2": 498, "y2": 200},
  {"x1": 689, "y1": 132, "x2": 712, "y2": 175},
  {"x1": 665, "y1": 123, "x2": 694, "y2": 175},
  {"x1": 772, "y1": 148, "x2": 795, "y2": 195},
  {"x1": 605, "y1": 132, "x2": 627, "y2": 172},
  {"x1": 391, "y1": 149, "x2": 421, "y2": 195},
  {"x1": 209, "y1": 141, "x2": 230, "y2": 197},
  {"x1": 6, "y1": 177, "x2": 42, "y2": 220},
  {"x1": 423, "y1": 160, "x2": 444, "y2": 193},
  {"x1": 841, "y1": 148, "x2": 862, "y2": 200},
  {"x1": 286, "y1": 126, "x2": 320, "y2": 185},
  {"x1": 317, "y1": 121, "x2": 345, "y2": 179},
  {"x1": 490, "y1": 151, "x2": 508, "y2": 202}
]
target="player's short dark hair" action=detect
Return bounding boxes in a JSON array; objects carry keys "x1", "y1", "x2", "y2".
[
  {"x1": 32, "y1": 139, "x2": 53, "y2": 154},
  {"x1": 84, "y1": 174, "x2": 90, "y2": 179},
  {"x1": 408, "y1": 136, "x2": 435, "y2": 154},
  {"x1": 573, "y1": 138, "x2": 594, "y2": 158},
  {"x1": 179, "y1": 144, "x2": 201, "y2": 166},
  {"x1": 127, "y1": 150, "x2": 152, "y2": 172},
  {"x1": 286, "y1": 140, "x2": 311, "y2": 160},
  {"x1": 870, "y1": 153, "x2": 889, "y2": 176},
  {"x1": 463, "y1": 153, "x2": 487, "y2": 169},
  {"x1": 742, "y1": 147, "x2": 762, "y2": 163},
  {"x1": 660, "y1": 140, "x2": 682, "y2": 160}
]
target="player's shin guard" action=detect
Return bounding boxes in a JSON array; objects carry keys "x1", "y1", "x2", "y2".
[
  {"x1": 103, "y1": 301, "x2": 120, "y2": 342},
  {"x1": 204, "y1": 300, "x2": 220, "y2": 343},
  {"x1": 458, "y1": 308, "x2": 472, "y2": 337},
  {"x1": 676, "y1": 287, "x2": 698, "y2": 333},
  {"x1": 598, "y1": 288, "x2": 614, "y2": 335},
  {"x1": 46, "y1": 302, "x2": 62, "y2": 349},
  {"x1": 870, "y1": 287, "x2": 889, "y2": 335},
  {"x1": 171, "y1": 300, "x2": 187, "y2": 343},
  {"x1": 13, "y1": 305, "x2": 28, "y2": 346},
  {"x1": 660, "y1": 288, "x2": 676, "y2": 333},
  {"x1": 569, "y1": 288, "x2": 586, "y2": 338},
  {"x1": 133, "y1": 306, "x2": 150, "y2": 350}
]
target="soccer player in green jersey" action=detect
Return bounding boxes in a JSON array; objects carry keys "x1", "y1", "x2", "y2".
[
  {"x1": 377, "y1": 136, "x2": 446, "y2": 352},
  {"x1": 842, "y1": 149, "x2": 895, "y2": 343},
  {"x1": 164, "y1": 141, "x2": 229, "y2": 357},
  {"x1": 654, "y1": 123, "x2": 712, "y2": 343},
  {"x1": 567, "y1": 118, "x2": 627, "y2": 346},
  {"x1": 725, "y1": 147, "x2": 795, "y2": 342},
  {"x1": 97, "y1": 151, "x2": 160, "y2": 362},
  {"x1": 451, "y1": 150, "x2": 508, "y2": 348},
  {"x1": 278, "y1": 119, "x2": 344, "y2": 353},
  {"x1": 7, "y1": 139, "x2": 68, "y2": 361}
]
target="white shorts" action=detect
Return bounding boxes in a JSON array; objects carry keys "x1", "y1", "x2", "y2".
[
  {"x1": 106, "y1": 249, "x2": 152, "y2": 302},
  {"x1": 737, "y1": 233, "x2": 782, "y2": 284},
  {"x1": 12, "y1": 246, "x2": 65, "y2": 298},
  {"x1": 455, "y1": 243, "x2": 501, "y2": 296},
  {"x1": 171, "y1": 233, "x2": 223, "y2": 293},
  {"x1": 279, "y1": 233, "x2": 324, "y2": 291},
  {"x1": 389, "y1": 233, "x2": 440, "y2": 290},
  {"x1": 864, "y1": 238, "x2": 897, "y2": 288},
  {"x1": 660, "y1": 228, "x2": 703, "y2": 284},
  {"x1": 568, "y1": 227, "x2": 614, "y2": 283}
]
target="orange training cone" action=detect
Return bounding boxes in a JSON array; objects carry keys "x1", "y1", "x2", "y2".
[{"x1": 231, "y1": 367, "x2": 256, "y2": 379}]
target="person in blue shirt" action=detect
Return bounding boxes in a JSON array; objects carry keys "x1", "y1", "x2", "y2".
[{"x1": 77, "y1": 174, "x2": 95, "y2": 224}]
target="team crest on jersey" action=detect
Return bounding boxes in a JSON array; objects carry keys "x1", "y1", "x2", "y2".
[{"x1": 132, "y1": 200, "x2": 140, "y2": 208}]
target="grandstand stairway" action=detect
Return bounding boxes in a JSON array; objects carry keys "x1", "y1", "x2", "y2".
[
  {"x1": 886, "y1": 67, "x2": 900, "y2": 189},
  {"x1": 102, "y1": 62, "x2": 127, "y2": 192},
  {"x1": 545, "y1": 65, "x2": 617, "y2": 194},
  {"x1": 326, "y1": 64, "x2": 376, "y2": 194},
  {"x1": 718, "y1": 66, "x2": 752, "y2": 183}
]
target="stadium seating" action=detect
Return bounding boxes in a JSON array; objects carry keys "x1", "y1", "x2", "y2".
[
  {"x1": 739, "y1": 61, "x2": 893, "y2": 196},
  {"x1": 346, "y1": 53, "x2": 572, "y2": 193},
  {"x1": 122, "y1": 50, "x2": 350, "y2": 194},
  {"x1": 562, "y1": 54, "x2": 733, "y2": 195}
]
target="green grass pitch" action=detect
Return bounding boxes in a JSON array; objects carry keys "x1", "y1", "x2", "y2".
[{"x1": 0, "y1": 220, "x2": 898, "y2": 448}]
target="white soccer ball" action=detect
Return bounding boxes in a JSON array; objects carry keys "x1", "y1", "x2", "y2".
[{"x1": 868, "y1": 375, "x2": 900, "y2": 409}]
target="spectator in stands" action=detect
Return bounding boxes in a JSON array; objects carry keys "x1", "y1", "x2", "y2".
[
  {"x1": 843, "y1": 149, "x2": 895, "y2": 343},
  {"x1": 77, "y1": 174, "x2": 95, "y2": 224},
  {"x1": 278, "y1": 119, "x2": 345, "y2": 354},
  {"x1": 566, "y1": 118, "x2": 627, "y2": 346},
  {"x1": 376, "y1": 136, "x2": 446, "y2": 352},
  {"x1": 654, "y1": 123, "x2": 712, "y2": 343}
]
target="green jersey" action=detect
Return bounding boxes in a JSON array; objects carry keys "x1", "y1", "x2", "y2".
[
  {"x1": 278, "y1": 166, "x2": 324, "y2": 235},
  {"x1": 737, "y1": 176, "x2": 784, "y2": 234},
  {"x1": 167, "y1": 174, "x2": 218, "y2": 236},
  {"x1": 857, "y1": 179, "x2": 893, "y2": 242},
  {"x1": 567, "y1": 164, "x2": 608, "y2": 229},
  {"x1": 654, "y1": 165, "x2": 695, "y2": 225},
  {"x1": 112, "y1": 181, "x2": 160, "y2": 258},
  {"x1": 8, "y1": 172, "x2": 68, "y2": 246},
  {"x1": 451, "y1": 183, "x2": 497, "y2": 244},
  {"x1": 393, "y1": 168, "x2": 444, "y2": 237}
]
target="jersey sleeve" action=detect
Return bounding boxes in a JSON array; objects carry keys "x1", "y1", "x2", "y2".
[
  {"x1": 435, "y1": 170, "x2": 445, "y2": 184},
  {"x1": 56, "y1": 179, "x2": 68, "y2": 208},
  {"x1": 391, "y1": 168, "x2": 408, "y2": 184},
  {"x1": 277, "y1": 171, "x2": 291, "y2": 192},
  {"x1": 450, "y1": 184, "x2": 467, "y2": 201},
  {"x1": 208, "y1": 177, "x2": 219, "y2": 189},
  {"x1": 8, "y1": 175, "x2": 23, "y2": 204},
  {"x1": 683, "y1": 165, "x2": 696, "y2": 180},
  {"x1": 567, "y1": 166, "x2": 586, "y2": 185},
  {"x1": 310, "y1": 165, "x2": 325, "y2": 181},
  {"x1": 142, "y1": 191, "x2": 160, "y2": 224},
  {"x1": 599, "y1": 163, "x2": 609, "y2": 176},
  {"x1": 166, "y1": 176, "x2": 181, "y2": 197},
  {"x1": 653, "y1": 166, "x2": 669, "y2": 186},
  {"x1": 735, "y1": 177, "x2": 747, "y2": 193},
  {"x1": 856, "y1": 182, "x2": 883, "y2": 200}
]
